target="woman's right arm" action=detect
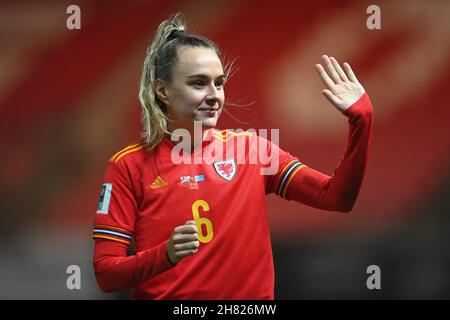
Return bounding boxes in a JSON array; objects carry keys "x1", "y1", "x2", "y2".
[
  {"x1": 92, "y1": 159, "x2": 175, "y2": 292},
  {"x1": 93, "y1": 238, "x2": 173, "y2": 292},
  {"x1": 93, "y1": 159, "x2": 199, "y2": 292}
]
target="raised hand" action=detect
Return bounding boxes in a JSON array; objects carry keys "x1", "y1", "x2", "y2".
[{"x1": 315, "y1": 55, "x2": 366, "y2": 112}]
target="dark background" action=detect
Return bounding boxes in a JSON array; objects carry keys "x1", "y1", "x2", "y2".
[{"x1": 0, "y1": 0, "x2": 448, "y2": 299}]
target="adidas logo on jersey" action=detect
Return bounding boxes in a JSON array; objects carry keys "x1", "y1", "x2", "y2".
[{"x1": 150, "y1": 176, "x2": 168, "y2": 189}]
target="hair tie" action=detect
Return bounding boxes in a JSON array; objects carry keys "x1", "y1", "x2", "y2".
[{"x1": 168, "y1": 30, "x2": 186, "y2": 41}]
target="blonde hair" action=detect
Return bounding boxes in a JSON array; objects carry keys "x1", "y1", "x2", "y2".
[{"x1": 138, "y1": 13, "x2": 222, "y2": 150}]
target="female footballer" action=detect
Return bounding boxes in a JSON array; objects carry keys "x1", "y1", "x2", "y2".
[{"x1": 92, "y1": 13, "x2": 373, "y2": 299}]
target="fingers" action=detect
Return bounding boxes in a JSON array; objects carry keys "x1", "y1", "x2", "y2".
[
  {"x1": 321, "y1": 55, "x2": 341, "y2": 83},
  {"x1": 321, "y1": 89, "x2": 343, "y2": 110},
  {"x1": 316, "y1": 56, "x2": 365, "y2": 112},
  {"x1": 174, "y1": 220, "x2": 198, "y2": 234},
  {"x1": 173, "y1": 220, "x2": 198, "y2": 243},
  {"x1": 343, "y1": 62, "x2": 359, "y2": 84},
  {"x1": 174, "y1": 249, "x2": 198, "y2": 260},
  {"x1": 174, "y1": 240, "x2": 200, "y2": 251},
  {"x1": 167, "y1": 220, "x2": 200, "y2": 264},
  {"x1": 172, "y1": 233, "x2": 198, "y2": 244},
  {"x1": 315, "y1": 63, "x2": 336, "y2": 91},
  {"x1": 168, "y1": 245, "x2": 198, "y2": 264},
  {"x1": 317, "y1": 55, "x2": 357, "y2": 84},
  {"x1": 330, "y1": 57, "x2": 349, "y2": 82}
]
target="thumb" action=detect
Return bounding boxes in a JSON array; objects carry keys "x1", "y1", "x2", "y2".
[{"x1": 322, "y1": 89, "x2": 343, "y2": 110}]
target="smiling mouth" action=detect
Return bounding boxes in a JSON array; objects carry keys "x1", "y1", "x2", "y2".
[
  {"x1": 198, "y1": 107, "x2": 220, "y2": 111},
  {"x1": 198, "y1": 107, "x2": 220, "y2": 117}
]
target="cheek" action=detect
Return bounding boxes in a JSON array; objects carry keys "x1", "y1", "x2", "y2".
[
  {"x1": 181, "y1": 89, "x2": 204, "y2": 105},
  {"x1": 170, "y1": 90, "x2": 200, "y2": 111},
  {"x1": 216, "y1": 90, "x2": 225, "y2": 105}
]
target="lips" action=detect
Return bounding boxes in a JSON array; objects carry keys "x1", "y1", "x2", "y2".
[{"x1": 198, "y1": 107, "x2": 220, "y2": 111}]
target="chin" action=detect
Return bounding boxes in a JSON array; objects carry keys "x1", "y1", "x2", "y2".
[
  {"x1": 201, "y1": 118, "x2": 218, "y2": 129},
  {"x1": 196, "y1": 113, "x2": 220, "y2": 129}
]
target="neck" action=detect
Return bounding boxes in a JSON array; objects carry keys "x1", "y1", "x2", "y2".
[{"x1": 167, "y1": 122, "x2": 212, "y2": 152}]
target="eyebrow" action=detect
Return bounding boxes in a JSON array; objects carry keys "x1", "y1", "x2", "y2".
[{"x1": 187, "y1": 74, "x2": 226, "y2": 80}]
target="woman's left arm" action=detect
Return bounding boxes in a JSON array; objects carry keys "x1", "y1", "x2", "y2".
[{"x1": 285, "y1": 55, "x2": 373, "y2": 212}]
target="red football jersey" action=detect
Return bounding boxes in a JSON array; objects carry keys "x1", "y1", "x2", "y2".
[
  {"x1": 93, "y1": 129, "x2": 300, "y2": 299},
  {"x1": 93, "y1": 93, "x2": 373, "y2": 299}
]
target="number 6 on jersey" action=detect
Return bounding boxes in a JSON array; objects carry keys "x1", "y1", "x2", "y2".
[{"x1": 192, "y1": 200, "x2": 214, "y2": 243}]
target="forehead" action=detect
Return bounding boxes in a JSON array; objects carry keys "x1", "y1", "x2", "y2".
[{"x1": 174, "y1": 46, "x2": 223, "y2": 77}]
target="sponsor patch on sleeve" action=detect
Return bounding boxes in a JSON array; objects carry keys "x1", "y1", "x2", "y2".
[{"x1": 96, "y1": 183, "x2": 113, "y2": 214}]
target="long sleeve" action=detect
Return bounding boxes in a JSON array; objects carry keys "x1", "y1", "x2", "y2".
[
  {"x1": 285, "y1": 93, "x2": 373, "y2": 212},
  {"x1": 93, "y1": 239, "x2": 175, "y2": 293},
  {"x1": 92, "y1": 152, "x2": 176, "y2": 293}
]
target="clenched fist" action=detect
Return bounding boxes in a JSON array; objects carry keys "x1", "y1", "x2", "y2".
[{"x1": 166, "y1": 220, "x2": 200, "y2": 264}]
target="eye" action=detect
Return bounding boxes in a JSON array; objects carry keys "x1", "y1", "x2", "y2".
[
  {"x1": 192, "y1": 81, "x2": 205, "y2": 88},
  {"x1": 215, "y1": 80, "x2": 226, "y2": 89}
]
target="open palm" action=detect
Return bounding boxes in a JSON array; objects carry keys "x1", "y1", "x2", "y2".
[{"x1": 315, "y1": 55, "x2": 365, "y2": 112}]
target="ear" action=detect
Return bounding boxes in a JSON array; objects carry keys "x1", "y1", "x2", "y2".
[{"x1": 155, "y1": 79, "x2": 170, "y2": 106}]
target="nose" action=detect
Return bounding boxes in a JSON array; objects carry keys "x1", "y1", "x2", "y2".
[{"x1": 205, "y1": 85, "x2": 220, "y2": 106}]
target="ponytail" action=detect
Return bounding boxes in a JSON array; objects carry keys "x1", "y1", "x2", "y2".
[{"x1": 138, "y1": 13, "x2": 186, "y2": 150}]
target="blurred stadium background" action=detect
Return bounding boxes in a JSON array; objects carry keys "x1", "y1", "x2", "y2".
[{"x1": 0, "y1": 0, "x2": 449, "y2": 299}]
